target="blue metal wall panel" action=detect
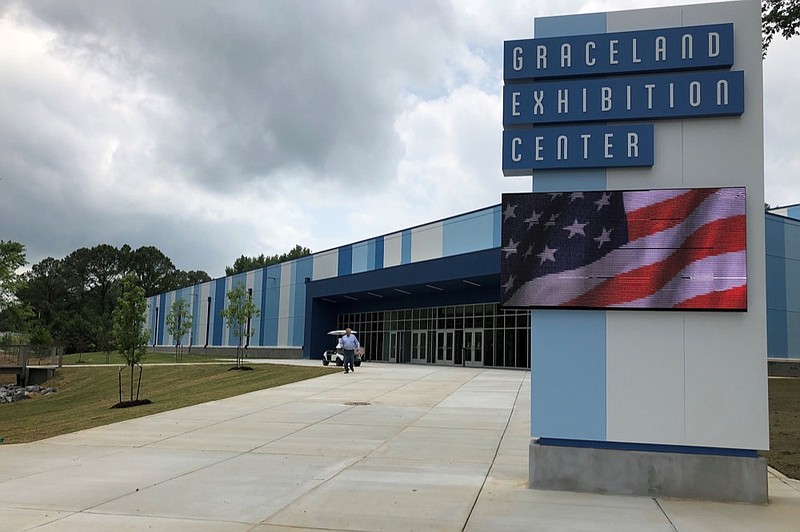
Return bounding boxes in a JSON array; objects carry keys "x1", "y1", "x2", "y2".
[
  {"x1": 213, "y1": 278, "x2": 226, "y2": 345},
  {"x1": 786, "y1": 260, "x2": 800, "y2": 314},
  {"x1": 401, "y1": 230, "x2": 412, "y2": 264},
  {"x1": 766, "y1": 215, "x2": 787, "y2": 257},
  {"x1": 375, "y1": 236, "x2": 384, "y2": 269},
  {"x1": 263, "y1": 265, "x2": 281, "y2": 346},
  {"x1": 157, "y1": 293, "x2": 166, "y2": 345},
  {"x1": 767, "y1": 308, "x2": 788, "y2": 358},
  {"x1": 787, "y1": 311, "x2": 800, "y2": 358},
  {"x1": 338, "y1": 244, "x2": 353, "y2": 276}
]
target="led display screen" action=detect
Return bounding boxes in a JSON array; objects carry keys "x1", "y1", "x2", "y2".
[{"x1": 500, "y1": 187, "x2": 747, "y2": 310}]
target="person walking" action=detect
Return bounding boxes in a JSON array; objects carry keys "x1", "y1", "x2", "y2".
[{"x1": 340, "y1": 328, "x2": 360, "y2": 374}]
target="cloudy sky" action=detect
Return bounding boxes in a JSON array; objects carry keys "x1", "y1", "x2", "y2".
[{"x1": 2, "y1": 0, "x2": 797, "y2": 278}]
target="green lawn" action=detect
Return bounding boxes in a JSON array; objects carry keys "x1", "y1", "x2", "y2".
[{"x1": 0, "y1": 364, "x2": 337, "y2": 443}]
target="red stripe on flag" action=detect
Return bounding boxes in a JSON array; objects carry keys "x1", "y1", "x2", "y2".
[
  {"x1": 565, "y1": 215, "x2": 746, "y2": 308},
  {"x1": 626, "y1": 188, "x2": 719, "y2": 242},
  {"x1": 674, "y1": 285, "x2": 747, "y2": 309}
]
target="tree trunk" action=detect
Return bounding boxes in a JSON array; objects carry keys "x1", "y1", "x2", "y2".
[{"x1": 129, "y1": 364, "x2": 134, "y2": 403}]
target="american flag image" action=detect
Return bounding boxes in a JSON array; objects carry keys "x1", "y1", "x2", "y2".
[{"x1": 500, "y1": 187, "x2": 747, "y2": 310}]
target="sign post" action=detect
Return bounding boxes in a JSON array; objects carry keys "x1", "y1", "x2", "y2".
[{"x1": 504, "y1": 1, "x2": 768, "y2": 503}]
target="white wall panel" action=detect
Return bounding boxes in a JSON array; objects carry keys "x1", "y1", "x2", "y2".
[
  {"x1": 277, "y1": 261, "x2": 292, "y2": 346},
  {"x1": 312, "y1": 250, "x2": 338, "y2": 280},
  {"x1": 384, "y1": 232, "x2": 403, "y2": 268},
  {"x1": 606, "y1": 313, "x2": 686, "y2": 444},
  {"x1": 411, "y1": 222, "x2": 443, "y2": 263},
  {"x1": 603, "y1": 1, "x2": 767, "y2": 450}
]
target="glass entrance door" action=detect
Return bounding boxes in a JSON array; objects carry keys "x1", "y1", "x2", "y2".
[
  {"x1": 411, "y1": 330, "x2": 427, "y2": 364},
  {"x1": 463, "y1": 329, "x2": 483, "y2": 367},
  {"x1": 436, "y1": 330, "x2": 455, "y2": 364}
]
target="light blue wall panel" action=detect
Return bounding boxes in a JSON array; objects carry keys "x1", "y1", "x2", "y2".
[
  {"x1": 442, "y1": 208, "x2": 496, "y2": 257},
  {"x1": 492, "y1": 206, "x2": 501, "y2": 248},
  {"x1": 534, "y1": 12, "x2": 606, "y2": 37},
  {"x1": 351, "y1": 240, "x2": 370, "y2": 274},
  {"x1": 529, "y1": 12, "x2": 608, "y2": 444},
  {"x1": 292, "y1": 257, "x2": 313, "y2": 346},
  {"x1": 401, "y1": 230, "x2": 412, "y2": 265},
  {"x1": 531, "y1": 310, "x2": 607, "y2": 440},
  {"x1": 531, "y1": 169, "x2": 607, "y2": 193}
]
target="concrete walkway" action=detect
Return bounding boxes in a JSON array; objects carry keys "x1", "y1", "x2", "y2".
[{"x1": 1, "y1": 362, "x2": 799, "y2": 531}]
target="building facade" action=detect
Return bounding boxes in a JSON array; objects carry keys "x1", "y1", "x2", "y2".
[{"x1": 147, "y1": 205, "x2": 800, "y2": 367}]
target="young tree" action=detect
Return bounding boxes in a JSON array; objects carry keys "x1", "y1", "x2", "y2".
[
  {"x1": 0, "y1": 240, "x2": 26, "y2": 313},
  {"x1": 219, "y1": 281, "x2": 260, "y2": 369},
  {"x1": 112, "y1": 274, "x2": 151, "y2": 404},
  {"x1": 165, "y1": 298, "x2": 192, "y2": 362}
]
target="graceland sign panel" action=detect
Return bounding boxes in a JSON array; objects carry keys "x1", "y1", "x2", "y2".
[{"x1": 502, "y1": 22, "x2": 744, "y2": 175}]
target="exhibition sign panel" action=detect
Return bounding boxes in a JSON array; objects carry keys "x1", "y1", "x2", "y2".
[{"x1": 500, "y1": 187, "x2": 747, "y2": 310}]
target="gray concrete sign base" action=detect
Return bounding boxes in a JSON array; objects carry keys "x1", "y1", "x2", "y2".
[{"x1": 529, "y1": 440, "x2": 768, "y2": 504}]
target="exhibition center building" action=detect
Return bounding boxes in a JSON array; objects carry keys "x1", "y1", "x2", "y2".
[{"x1": 145, "y1": 202, "x2": 800, "y2": 367}]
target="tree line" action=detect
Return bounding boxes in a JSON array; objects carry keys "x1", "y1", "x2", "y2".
[{"x1": 0, "y1": 241, "x2": 308, "y2": 354}]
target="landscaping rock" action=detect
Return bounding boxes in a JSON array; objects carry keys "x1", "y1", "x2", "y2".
[{"x1": 0, "y1": 384, "x2": 58, "y2": 404}]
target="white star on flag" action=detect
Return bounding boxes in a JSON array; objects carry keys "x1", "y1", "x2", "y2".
[
  {"x1": 537, "y1": 245, "x2": 557, "y2": 264},
  {"x1": 570, "y1": 192, "x2": 585, "y2": 202},
  {"x1": 501, "y1": 238, "x2": 519, "y2": 258},
  {"x1": 594, "y1": 227, "x2": 612, "y2": 248},
  {"x1": 524, "y1": 210, "x2": 542, "y2": 227},
  {"x1": 503, "y1": 204, "x2": 517, "y2": 221},
  {"x1": 563, "y1": 219, "x2": 588, "y2": 238},
  {"x1": 594, "y1": 192, "x2": 611, "y2": 211},
  {"x1": 501, "y1": 275, "x2": 516, "y2": 293}
]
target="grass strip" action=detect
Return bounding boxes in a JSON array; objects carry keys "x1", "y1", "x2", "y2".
[{"x1": 0, "y1": 364, "x2": 337, "y2": 443}]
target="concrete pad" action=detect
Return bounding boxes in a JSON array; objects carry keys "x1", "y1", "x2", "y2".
[
  {"x1": 265, "y1": 457, "x2": 487, "y2": 531},
  {"x1": 234, "y1": 401, "x2": 350, "y2": 423},
  {"x1": 0, "y1": 442, "x2": 125, "y2": 482},
  {"x1": 414, "y1": 406, "x2": 512, "y2": 430},
  {"x1": 468, "y1": 480, "x2": 676, "y2": 532},
  {"x1": 322, "y1": 404, "x2": 429, "y2": 427},
  {"x1": 255, "y1": 422, "x2": 403, "y2": 458},
  {"x1": 371, "y1": 426, "x2": 501, "y2": 465},
  {"x1": 0, "y1": 506, "x2": 72, "y2": 530},
  {"x1": 2, "y1": 363, "x2": 799, "y2": 531},
  {"x1": 0, "y1": 446, "x2": 233, "y2": 511},
  {"x1": 91, "y1": 453, "x2": 357, "y2": 524},
  {"x1": 29, "y1": 512, "x2": 252, "y2": 531},
  {"x1": 45, "y1": 417, "x2": 216, "y2": 448},
  {"x1": 146, "y1": 420, "x2": 308, "y2": 452},
  {"x1": 658, "y1": 474, "x2": 800, "y2": 532}
]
